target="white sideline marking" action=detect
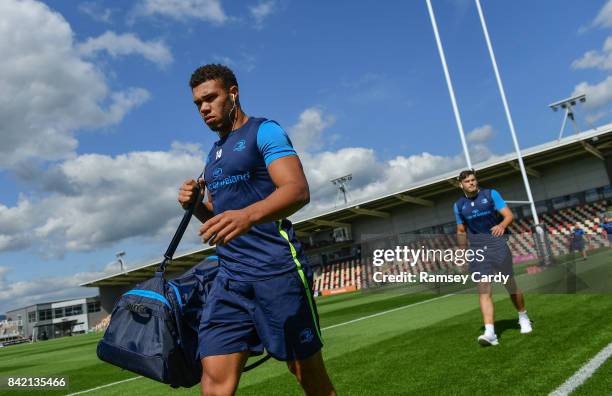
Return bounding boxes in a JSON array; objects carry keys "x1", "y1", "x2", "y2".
[
  {"x1": 321, "y1": 293, "x2": 454, "y2": 331},
  {"x1": 66, "y1": 375, "x2": 142, "y2": 395},
  {"x1": 68, "y1": 293, "x2": 453, "y2": 395},
  {"x1": 549, "y1": 342, "x2": 612, "y2": 396}
]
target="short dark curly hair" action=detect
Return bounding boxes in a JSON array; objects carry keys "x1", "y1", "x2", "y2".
[
  {"x1": 457, "y1": 169, "x2": 476, "y2": 181},
  {"x1": 189, "y1": 64, "x2": 238, "y2": 91}
]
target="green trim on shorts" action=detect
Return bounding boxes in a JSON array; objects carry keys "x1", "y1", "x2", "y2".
[{"x1": 277, "y1": 220, "x2": 323, "y2": 343}]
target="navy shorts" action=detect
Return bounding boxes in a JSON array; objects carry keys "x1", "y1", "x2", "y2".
[
  {"x1": 468, "y1": 238, "x2": 514, "y2": 280},
  {"x1": 570, "y1": 240, "x2": 585, "y2": 252},
  {"x1": 198, "y1": 269, "x2": 323, "y2": 361}
]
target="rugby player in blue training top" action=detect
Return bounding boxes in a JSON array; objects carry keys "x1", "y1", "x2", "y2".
[
  {"x1": 602, "y1": 217, "x2": 612, "y2": 247},
  {"x1": 177, "y1": 64, "x2": 335, "y2": 396},
  {"x1": 453, "y1": 170, "x2": 533, "y2": 346},
  {"x1": 569, "y1": 224, "x2": 588, "y2": 260}
]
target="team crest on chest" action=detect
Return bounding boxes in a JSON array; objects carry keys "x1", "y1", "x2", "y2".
[
  {"x1": 216, "y1": 148, "x2": 223, "y2": 159},
  {"x1": 233, "y1": 139, "x2": 246, "y2": 151}
]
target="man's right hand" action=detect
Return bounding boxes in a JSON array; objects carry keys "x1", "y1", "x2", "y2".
[{"x1": 178, "y1": 178, "x2": 204, "y2": 209}]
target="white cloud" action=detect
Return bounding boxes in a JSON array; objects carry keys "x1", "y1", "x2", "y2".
[
  {"x1": 78, "y1": 2, "x2": 114, "y2": 23},
  {"x1": 594, "y1": 0, "x2": 612, "y2": 29},
  {"x1": 571, "y1": 12, "x2": 612, "y2": 119},
  {"x1": 78, "y1": 31, "x2": 173, "y2": 67},
  {"x1": 572, "y1": 75, "x2": 612, "y2": 110},
  {"x1": 585, "y1": 110, "x2": 610, "y2": 124},
  {"x1": 0, "y1": 199, "x2": 35, "y2": 252},
  {"x1": 104, "y1": 88, "x2": 152, "y2": 124},
  {"x1": 0, "y1": 0, "x2": 150, "y2": 168},
  {"x1": 137, "y1": 0, "x2": 227, "y2": 24},
  {"x1": 297, "y1": 147, "x2": 482, "y2": 217},
  {"x1": 302, "y1": 147, "x2": 381, "y2": 189},
  {"x1": 572, "y1": 36, "x2": 612, "y2": 71},
  {"x1": 0, "y1": 266, "x2": 10, "y2": 279},
  {"x1": 467, "y1": 124, "x2": 494, "y2": 143},
  {"x1": 212, "y1": 53, "x2": 257, "y2": 72},
  {"x1": 285, "y1": 109, "x2": 494, "y2": 216},
  {"x1": 288, "y1": 107, "x2": 335, "y2": 152},
  {"x1": 0, "y1": 144, "x2": 205, "y2": 256},
  {"x1": 250, "y1": 1, "x2": 276, "y2": 27}
]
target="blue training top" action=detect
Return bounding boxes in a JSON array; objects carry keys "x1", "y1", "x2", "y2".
[
  {"x1": 572, "y1": 228, "x2": 585, "y2": 241},
  {"x1": 203, "y1": 117, "x2": 310, "y2": 281},
  {"x1": 454, "y1": 188, "x2": 508, "y2": 235},
  {"x1": 601, "y1": 222, "x2": 612, "y2": 234}
]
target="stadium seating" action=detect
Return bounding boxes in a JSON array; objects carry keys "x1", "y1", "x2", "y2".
[
  {"x1": 313, "y1": 259, "x2": 366, "y2": 292},
  {"x1": 0, "y1": 320, "x2": 29, "y2": 346},
  {"x1": 93, "y1": 315, "x2": 111, "y2": 333},
  {"x1": 0, "y1": 320, "x2": 21, "y2": 339},
  {"x1": 517, "y1": 200, "x2": 609, "y2": 256}
]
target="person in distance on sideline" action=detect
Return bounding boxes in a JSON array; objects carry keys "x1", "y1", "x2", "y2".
[
  {"x1": 453, "y1": 169, "x2": 532, "y2": 346},
  {"x1": 569, "y1": 224, "x2": 588, "y2": 260}
]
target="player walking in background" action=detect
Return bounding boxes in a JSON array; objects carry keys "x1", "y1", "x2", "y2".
[
  {"x1": 178, "y1": 64, "x2": 335, "y2": 396},
  {"x1": 601, "y1": 217, "x2": 612, "y2": 248},
  {"x1": 453, "y1": 170, "x2": 532, "y2": 346},
  {"x1": 569, "y1": 224, "x2": 588, "y2": 260}
]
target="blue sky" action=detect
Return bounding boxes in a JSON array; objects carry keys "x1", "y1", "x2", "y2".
[{"x1": 1, "y1": 0, "x2": 611, "y2": 313}]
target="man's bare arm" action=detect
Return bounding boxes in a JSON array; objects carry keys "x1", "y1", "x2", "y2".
[
  {"x1": 491, "y1": 207, "x2": 513, "y2": 237},
  {"x1": 244, "y1": 155, "x2": 309, "y2": 224},
  {"x1": 178, "y1": 178, "x2": 214, "y2": 223},
  {"x1": 457, "y1": 223, "x2": 468, "y2": 249}
]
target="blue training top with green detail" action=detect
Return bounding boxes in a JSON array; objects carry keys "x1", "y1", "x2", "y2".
[{"x1": 204, "y1": 117, "x2": 310, "y2": 281}]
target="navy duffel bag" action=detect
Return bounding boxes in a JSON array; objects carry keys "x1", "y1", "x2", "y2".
[
  {"x1": 97, "y1": 257, "x2": 219, "y2": 388},
  {"x1": 97, "y1": 181, "x2": 269, "y2": 388},
  {"x1": 97, "y1": 181, "x2": 209, "y2": 388}
]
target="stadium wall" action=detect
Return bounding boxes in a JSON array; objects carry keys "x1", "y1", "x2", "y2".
[
  {"x1": 99, "y1": 285, "x2": 132, "y2": 315},
  {"x1": 605, "y1": 153, "x2": 612, "y2": 185}
]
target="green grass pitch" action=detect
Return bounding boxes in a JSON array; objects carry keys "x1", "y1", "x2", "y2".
[{"x1": 1, "y1": 249, "x2": 610, "y2": 395}]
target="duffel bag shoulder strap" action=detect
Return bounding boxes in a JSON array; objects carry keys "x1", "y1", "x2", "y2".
[
  {"x1": 158, "y1": 173, "x2": 203, "y2": 274},
  {"x1": 244, "y1": 354, "x2": 271, "y2": 372}
]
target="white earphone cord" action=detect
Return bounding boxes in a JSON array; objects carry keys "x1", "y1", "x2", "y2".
[{"x1": 229, "y1": 94, "x2": 238, "y2": 131}]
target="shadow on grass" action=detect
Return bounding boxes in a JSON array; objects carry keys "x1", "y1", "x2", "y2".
[{"x1": 477, "y1": 319, "x2": 521, "y2": 339}]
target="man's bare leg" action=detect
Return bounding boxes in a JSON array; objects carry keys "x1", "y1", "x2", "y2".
[
  {"x1": 476, "y1": 281, "x2": 499, "y2": 344},
  {"x1": 504, "y1": 277, "x2": 525, "y2": 312},
  {"x1": 201, "y1": 351, "x2": 249, "y2": 396},
  {"x1": 478, "y1": 281, "x2": 494, "y2": 326},
  {"x1": 286, "y1": 350, "x2": 336, "y2": 396},
  {"x1": 504, "y1": 277, "x2": 532, "y2": 333}
]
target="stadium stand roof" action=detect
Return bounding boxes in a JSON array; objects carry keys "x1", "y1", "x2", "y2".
[{"x1": 81, "y1": 123, "x2": 612, "y2": 287}]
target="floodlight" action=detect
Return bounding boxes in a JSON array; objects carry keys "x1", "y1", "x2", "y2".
[
  {"x1": 115, "y1": 251, "x2": 126, "y2": 272},
  {"x1": 331, "y1": 174, "x2": 352, "y2": 206},
  {"x1": 549, "y1": 94, "x2": 587, "y2": 139}
]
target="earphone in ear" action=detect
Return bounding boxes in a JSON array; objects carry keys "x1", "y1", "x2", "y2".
[{"x1": 231, "y1": 94, "x2": 236, "y2": 103}]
